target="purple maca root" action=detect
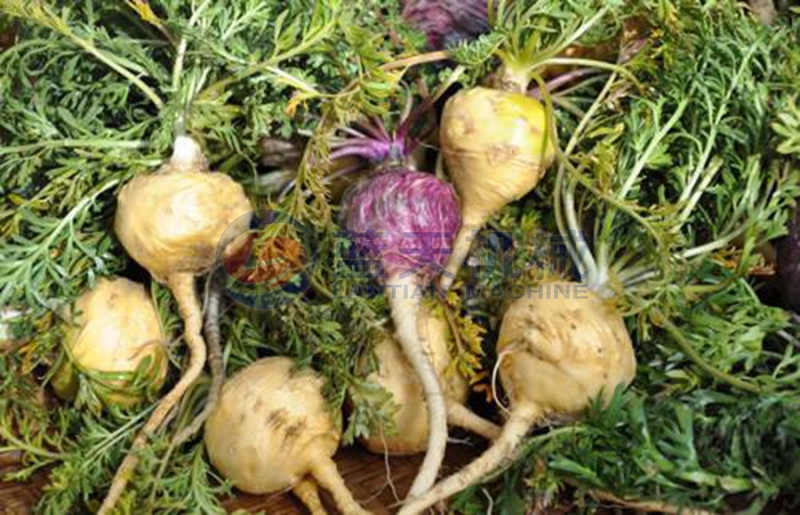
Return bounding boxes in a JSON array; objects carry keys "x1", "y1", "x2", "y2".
[
  {"x1": 341, "y1": 167, "x2": 461, "y2": 496},
  {"x1": 341, "y1": 169, "x2": 461, "y2": 284},
  {"x1": 336, "y1": 102, "x2": 462, "y2": 495},
  {"x1": 402, "y1": 0, "x2": 490, "y2": 50}
]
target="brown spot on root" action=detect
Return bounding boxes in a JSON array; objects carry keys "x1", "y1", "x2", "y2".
[
  {"x1": 525, "y1": 318, "x2": 552, "y2": 341},
  {"x1": 523, "y1": 342, "x2": 547, "y2": 362},
  {"x1": 281, "y1": 420, "x2": 307, "y2": 450},
  {"x1": 265, "y1": 408, "x2": 289, "y2": 430}
]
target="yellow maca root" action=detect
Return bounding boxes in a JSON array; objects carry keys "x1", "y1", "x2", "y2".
[
  {"x1": 114, "y1": 138, "x2": 252, "y2": 283},
  {"x1": 400, "y1": 282, "x2": 636, "y2": 514},
  {"x1": 439, "y1": 87, "x2": 556, "y2": 291},
  {"x1": 360, "y1": 306, "x2": 499, "y2": 456},
  {"x1": 51, "y1": 277, "x2": 167, "y2": 409},
  {"x1": 205, "y1": 357, "x2": 371, "y2": 515},
  {"x1": 99, "y1": 137, "x2": 253, "y2": 513}
]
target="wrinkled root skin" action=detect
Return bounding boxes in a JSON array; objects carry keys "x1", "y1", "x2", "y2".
[
  {"x1": 400, "y1": 282, "x2": 636, "y2": 513},
  {"x1": 204, "y1": 358, "x2": 372, "y2": 514}
]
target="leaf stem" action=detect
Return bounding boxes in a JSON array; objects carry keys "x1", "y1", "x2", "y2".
[
  {"x1": 535, "y1": 8, "x2": 609, "y2": 64},
  {"x1": 596, "y1": 98, "x2": 689, "y2": 274},
  {"x1": 172, "y1": 0, "x2": 212, "y2": 92},
  {"x1": 383, "y1": 50, "x2": 451, "y2": 71},
  {"x1": 199, "y1": 9, "x2": 338, "y2": 101},
  {"x1": 532, "y1": 57, "x2": 641, "y2": 89},
  {"x1": 309, "y1": 272, "x2": 334, "y2": 301},
  {"x1": 0, "y1": 430, "x2": 67, "y2": 460},
  {"x1": 0, "y1": 139, "x2": 147, "y2": 156},
  {"x1": 678, "y1": 44, "x2": 760, "y2": 204},
  {"x1": 24, "y1": 4, "x2": 167, "y2": 110},
  {"x1": 546, "y1": 71, "x2": 618, "y2": 288},
  {"x1": 659, "y1": 315, "x2": 761, "y2": 394},
  {"x1": 75, "y1": 47, "x2": 163, "y2": 108}
]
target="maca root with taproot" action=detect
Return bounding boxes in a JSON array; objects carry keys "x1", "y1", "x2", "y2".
[
  {"x1": 438, "y1": 87, "x2": 557, "y2": 292},
  {"x1": 204, "y1": 357, "x2": 371, "y2": 515},
  {"x1": 400, "y1": 282, "x2": 636, "y2": 514},
  {"x1": 339, "y1": 121, "x2": 464, "y2": 496},
  {"x1": 99, "y1": 136, "x2": 253, "y2": 513}
]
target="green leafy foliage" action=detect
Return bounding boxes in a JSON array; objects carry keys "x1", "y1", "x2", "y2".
[
  {"x1": 774, "y1": 96, "x2": 800, "y2": 156},
  {"x1": 456, "y1": 387, "x2": 800, "y2": 513},
  {"x1": 1, "y1": 0, "x2": 799, "y2": 513}
]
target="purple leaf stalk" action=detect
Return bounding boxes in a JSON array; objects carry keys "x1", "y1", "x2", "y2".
[{"x1": 330, "y1": 116, "x2": 419, "y2": 168}]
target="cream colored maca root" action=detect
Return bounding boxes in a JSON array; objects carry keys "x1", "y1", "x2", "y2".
[
  {"x1": 439, "y1": 87, "x2": 557, "y2": 291},
  {"x1": 114, "y1": 138, "x2": 252, "y2": 282},
  {"x1": 360, "y1": 306, "x2": 499, "y2": 456},
  {"x1": 100, "y1": 136, "x2": 253, "y2": 513},
  {"x1": 52, "y1": 277, "x2": 167, "y2": 408},
  {"x1": 205, "y1": 357, "x2": 371, "y2": 515},
  {"x1": 401, "y1": 282, "x2": 636, "y2": 514}
]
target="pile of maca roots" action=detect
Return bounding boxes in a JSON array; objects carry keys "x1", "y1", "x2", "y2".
[
  {"x1": 55, "y1": 43, "x2": 638, "y2": 514},
  {"x1": 11, "y1": 1, "x2": 796, "y2": 514}
]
